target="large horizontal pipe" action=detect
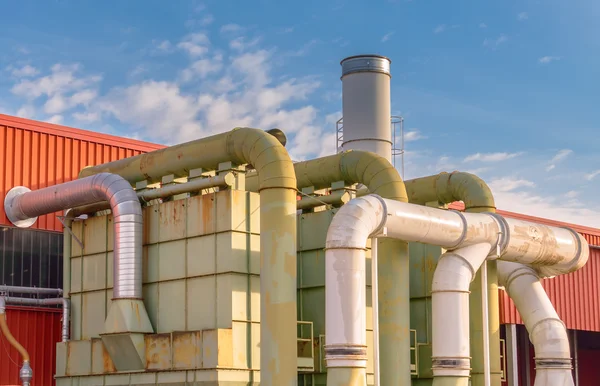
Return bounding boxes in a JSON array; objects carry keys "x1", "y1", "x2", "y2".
[
  {"x1": 69, "y1": 172, "x2": 235, "y2": 216},
  {"x1": 3, "y1": 296, "x2": 70, "y2": 342},
  {"x1": 0, "y1": 285, "x2": 63, "y2": 296}
]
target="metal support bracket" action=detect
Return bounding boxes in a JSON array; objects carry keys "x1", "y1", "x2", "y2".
[{"x1": 56, "y1": 216, "x2": 83, "y2": 250}]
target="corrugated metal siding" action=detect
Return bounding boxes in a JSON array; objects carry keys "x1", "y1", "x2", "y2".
[
  {"x1": 0, "y1": 306, "x2": 62, "y2": 386},
  {"x1": 449, "y1": 201, "x2": 600, "y2": 332},
  {"x1": 0, "y1": 114, "x2": 164, "y2": 232}
]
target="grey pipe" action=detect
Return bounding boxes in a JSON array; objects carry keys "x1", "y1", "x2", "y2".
[
  {"x1": 4, "y1": 296, "x2": 70, "y2": 342},
  {"x1": 0, "y1": 285, "x2": 63, "y2": 296},
  {"x1": 4, "y1": 173, "x2": 143, "y2": 299}
]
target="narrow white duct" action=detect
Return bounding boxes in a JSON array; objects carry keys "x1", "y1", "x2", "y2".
[
  {"x1": 498, "y1": 261, "x2": 575, "y2": 386},
  {"x1": 431, "y1": 243, "x2": 492, "y2": 386},
  {"x1": 324, "y1": 194, "x2": 588, "y2": 386}
]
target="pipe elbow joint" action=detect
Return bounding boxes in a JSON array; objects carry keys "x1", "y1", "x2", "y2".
[{"x1": 325, "y1": 195, "x2": 387, "y2": 250}]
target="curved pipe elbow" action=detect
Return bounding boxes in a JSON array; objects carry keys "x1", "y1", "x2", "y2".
[{"x1": 325, "y1": 194, "x2": 387, "y2": 250}]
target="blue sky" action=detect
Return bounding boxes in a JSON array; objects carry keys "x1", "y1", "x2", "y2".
[{"x1": 1, "y1": 0, "x2": 599, "y2": 227}]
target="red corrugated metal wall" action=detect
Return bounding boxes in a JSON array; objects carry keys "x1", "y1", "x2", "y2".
[
  {"x1": 0, "y1": 114, "x2": 164, "y2": 232},
  {"x1": 0, "y1": 306, "x2": 62, "y2": 386}
]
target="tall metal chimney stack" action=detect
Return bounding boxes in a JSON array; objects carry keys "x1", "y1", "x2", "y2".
[{"x1": 340, "y1": 55, "x2": 392, "y2": 162}]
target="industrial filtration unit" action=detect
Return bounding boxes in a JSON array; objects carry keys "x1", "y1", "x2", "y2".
[{"x1": 2, "y1": 55, "x2": 585, "y2": 386}]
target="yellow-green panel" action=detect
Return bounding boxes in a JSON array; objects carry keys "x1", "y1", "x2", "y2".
[
  {"x1": 71, "y1": 293, "x2": 82, "y2": 340},
  {"x1": 186, "y1": 193, "x2": 216, "y2": 237},
  {"x1": 159, "y1": 199, "x2": 187, "y2": 242},
  {"x1": 143, "y1": 283, "x2": 159, "y2": 330},
  {"x1": 81, "y1": 291, "x2": 107, "y2": 339},
  {"x1": 231, "y1": 321, "x2": 251, "y2": 369},
  {"x1": 158, "y1": 240, "x2": 186, "y2": 281},
  {"x1": 157, "y1": 280, "x2": 186, "y2": 332},
  {"x1": 187, "y1": 235, "x2": 216, "y2": 277},
  {"x1": 297, "y1": 210, "x2": 336, "y2": 252},
  {"x1": 82, "y1": 253, "x2": 107, "y2": 292},
  {"x1": 144, "y1": 205, "x2": 160, "y2": 244},
  {"x1": 83, "y1": 216, "x2": 108, "y2": 255},
  {"x1": 71, "y1": 221, "x2": 84, "y2": 257},
  {"x1": 143, "y1": 245, "x2": 159, "y2": 284},
  {"x1": 71, "y1": 257, "x2": 82, "y2": 293},
  {"x1": 106, "y1": 252, "x2": 114, "y2": 289},
  {"x1": 186, "y1": 276, "x2": 216, "y2": 331}
]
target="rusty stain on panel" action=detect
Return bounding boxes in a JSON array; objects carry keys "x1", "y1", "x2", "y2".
[
  {"x1": 145, "y1": 333, "x2": 172, "y2": 370},
  {"x1": 172, "y1": 331, "x2": 202, "y2": 369}
]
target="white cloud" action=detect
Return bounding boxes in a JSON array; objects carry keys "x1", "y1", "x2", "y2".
[
  {"x1": 47, "y1": 114, "x2": 63, "y2": 124},
  {"x1": 382, "y1": 31, "x2": 394, "y2": 42},
  {"x1": 153, "y1": 40, "x2": 173, "y2": 53},
  {"x1": 180, "y1": 54, "x2": 223, "y2": 82},
  {"x1": 463, "y1": 151, "x2": 521, "y2": 162},
  {"x1": 517, "y1": 12, "x2": 528, "y2": 21},
  {"x1": 585, "y1": 170, "x2": 600, "y2": 181},
  {"x1": 433, "y1": 24, "x2": 446, "y2": 34},
  {"x1": 16, "y1": 104, "x2": 35, "y2": 118},
  {"x1": 185, "y1": 14, "x2": 214, "y2": 29},
  {"x1": 479, "y1": 23, "x2": 488, "y2": 28},
  {"x1": 229, "y1": 36, "x2": 262, "y2": 51},
  {"x1": 11, "y1": 63, "x2": 101, "y2": 100},
  {"x1": 539, "y1": 56, "x2": 561, "y2": 64},
  {"x1": 483, "y1": 34, "x2": 508, "y2": 48},
  {"x1": 220, "y1": 24, "x2": 243, "y2": 34},
  {"x1": 404, "y1": 129, "x2": 426, "y2": 142},
  {"x1": 565, "y1": 190, "x2": 579, "y2": 199},
  {"x1": 488, "y1": 177, "x2": 535, "y2": 192},
  {"x1": 177, "y1": 33, "x2": 210, "y2": 57},
  {"x1": 72, "y1": 111, "x2": 100, "y2": 123},
  {"x1": 129, "y1": 65, "x2": 147, "y2": 77},
  {"x1": 10, "y1": 65, "x2": 39, "y2": 77},
  {"x1": 546, "y1": 149, "x2": 572, "y2": 171}
]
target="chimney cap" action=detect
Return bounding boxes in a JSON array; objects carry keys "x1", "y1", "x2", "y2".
[{"x1": 341, "y1": 55, "x2": 391, "y2": 77}]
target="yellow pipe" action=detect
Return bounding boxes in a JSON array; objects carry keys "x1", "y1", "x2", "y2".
[
  {"x1": 405, "y1": 171, "x2": 501, "y2": 386},
  {"x1": 0, "y1": 309, "x2": 30, "y2": 363},
  {"x1": 79, "y1": 127, "x2": 298, "y2": 386},
  {"x1": 249, "y1": 150, "x2": 409, "y2": 386}
]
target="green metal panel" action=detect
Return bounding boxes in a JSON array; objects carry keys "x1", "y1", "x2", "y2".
[
  {"x1": 187, "y1": 235, "x2": 217, "y2": 277},
  {"x1": 158, "y1": 240, "x2": 186, "y2": 281},
  {"x1": 187, "y1": 276, "x2": 217, "y2": 330},
  {"x1": 157, "y1": 280, "x2": 186, "y2": 332},
  {"x1": 82, "y1": 290, "x2": 107, "y2": 339},
  {"x1": 82, "y1": 253, "x2": 107, "y2": 292}
]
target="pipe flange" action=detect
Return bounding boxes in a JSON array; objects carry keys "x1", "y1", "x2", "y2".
[
  {"x1": 19, "y1": 361, "x2": 33, "y2": 384},
  {"x1": 486, "y1": 212, "x2": 509, "y2": 258},
  {"x1": 4, "y1": 187, "x2": 37, "y2": 228}
]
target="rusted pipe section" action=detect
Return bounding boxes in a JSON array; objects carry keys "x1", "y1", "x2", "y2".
[
  {"x1": 4, "y1": 296, "x2": 70, "y2": 342},
  {"x1": 78, "y1": 127, "x2": 298, "y2": 385},
  {"x1": 498, "y1": 261, "x2": 575, "y2": 386},
  {"x1": 0, "y1": 297, "x2": 33, "y2": 386},
  {"x1": 69, "y1": 171, "x2": 235, "y2": 217}
]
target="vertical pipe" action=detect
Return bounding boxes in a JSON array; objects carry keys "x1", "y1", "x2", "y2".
[
  {"x1": 481, "y1": 262, "x2": 491, "y2": 386},
  {"x1": 506, "y1": 324, "x2": 520, "y2": 386},
  {"x1": 371, "y1": 238, "x2": 380, "y2": 386}
]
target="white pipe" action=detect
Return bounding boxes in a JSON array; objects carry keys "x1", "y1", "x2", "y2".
[
  {"x1": 498, "y1": 261, "x2": 574, "y2": 386},
  {"x1": 371, "y1": 237, "x2": 380, "y2": 386},
  {"x1": 0, "y1": 285, "x2": 63, "y2": 296},
  {"x1": 481, "y1": 262, "x2": 491, "y2": 386},
  {"x1": 431, "y1": 243, "x2": 491, "y2": 384},
  {"x1": 324, "y1": 194, "x2": 588, "y2": 386}
]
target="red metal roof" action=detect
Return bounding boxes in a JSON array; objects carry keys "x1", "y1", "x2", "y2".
[
  {"x1": 449, "y1": 201, "x2": 600, "y2": 331},
  {"x1": 0, "y1": 306, "x2": 62, "y2": 386},
  {"x1": 0, "y1": 114, "x2": 165, "y2": 232}
]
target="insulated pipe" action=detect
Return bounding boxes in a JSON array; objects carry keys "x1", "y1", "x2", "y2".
[
  {"x1": 431, "y1": 243, "x2": 492, "y2": 386},
  {"x1": 4, "y1": 173, "x2": 144, "y2": 300},
  {"x1": 4, "y1": 296, "x2": 70, "y2": 342},
  {"x1": 405, "y1": 171, "x2": 500, "y2": 386},
  {"x1": 0, "y1": 298, "x2": 33, "y2": 386},
  {"x1": 296, "y1": 190, "x2": 351, "y2": 210},
  {"x1": 247, "y1": 150, "x2": 410, "y2": 386},
  {"x1": 68, "y1": 171, "x2": 235, "y2": 217},
  {"x1": 497, "y1": 261, "x2": 574, "y2": 386},
  {"x1": 78, "y1": 127, "x2": 298, "y2": 386},
  {"x1": 325, "y1": 194, "x2": 588, "y2": 386}
]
